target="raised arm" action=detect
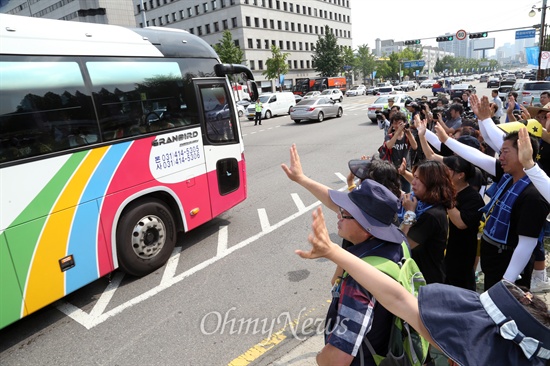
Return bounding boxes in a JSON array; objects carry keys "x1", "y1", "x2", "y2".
[
  {"x1": 518, "y1": 127, "x2": 550, "y2": 202},
  {"x1": 281, "y1": 144, "x2": 339, "y2": 212},
  {"x1": 296, "y1": 206, "x2": 435, "y2": 346},
  {"x1": 471, "y1": 94, "x2": 505, "y2": 152},
  {"x1": 417, "y1": 118, "x2": 442, "y2": 162}
]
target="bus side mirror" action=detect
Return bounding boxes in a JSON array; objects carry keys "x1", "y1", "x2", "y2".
[{"x1": 246, "y1": 80, "x2": 259, "y2": 102}]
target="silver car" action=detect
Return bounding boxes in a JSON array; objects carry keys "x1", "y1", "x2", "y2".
[
  {"x1": 367, "y1": 94, "x2": 414, "y2": 123},
  {"x1": 290, "y1": 97, "x2": 343, "y2": 123}
]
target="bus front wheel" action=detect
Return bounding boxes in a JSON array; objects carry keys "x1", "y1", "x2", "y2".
[{"x1": 116, "y1": 198, "x2": 176, "y2": 277}]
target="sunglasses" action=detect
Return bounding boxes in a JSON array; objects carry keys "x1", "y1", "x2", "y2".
[{"x1": 339, "y1": 207, "x2": 354, "y2": 220}]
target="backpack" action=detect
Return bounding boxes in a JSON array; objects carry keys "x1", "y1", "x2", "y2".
[{"x1": 347, "y1": 242, "x2": 430, "y2": 366}]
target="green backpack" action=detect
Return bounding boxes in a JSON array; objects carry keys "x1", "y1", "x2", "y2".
[{"x1": 347, "y1": 242, "x2": 430, "y2": 366}]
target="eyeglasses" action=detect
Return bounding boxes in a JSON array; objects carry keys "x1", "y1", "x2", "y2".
[{"x1": 339, "y1": 207, "x2": 354, "y2": 220}]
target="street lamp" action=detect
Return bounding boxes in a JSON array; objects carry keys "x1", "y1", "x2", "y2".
[{"x1": 530, "y1": 0, "x2": 548, "y2": 79}]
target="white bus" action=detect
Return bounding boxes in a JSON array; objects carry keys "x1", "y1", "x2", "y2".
[{"x1": 0, "y1": 14, "x2": 258, "y2": 329}]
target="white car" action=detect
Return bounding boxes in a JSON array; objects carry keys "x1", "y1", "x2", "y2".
[
  {"x1": 367, "y1": 94, "x2": 414, "y2": 123},
  {"x1": 320, "y1": 88, "x2": 344, "y2": 102},
  {"x1": 303, "y1": 91, "x2": 321, "y2": 99},
  {"x1": 236, "y1": 104, "x2": 246, "y2": 117},
  {"x1": 345, "y1": 85, "x2": 366, "y2": 96},
  {"x1": 420, "y1": 79, "x2": 435, "y2": 88},
  {"x1": 398, "y1": 81, "x2": 418, "y2": 92}
]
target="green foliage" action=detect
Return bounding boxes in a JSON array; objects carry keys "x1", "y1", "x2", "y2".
[
  {"x1": 263, "y1": 45, "x2": 290, "y2": 91},
  {"x1": 312, "y1": 25, "x2": 343, "y2": 77},
  {"x1": 377, "y1": 52, "x2": 400, "y2": 79},
  {"x1": 355, "y1": 44, "x2": 376, "y2": 82},
  {"x1": 212, "y1": 30, "x2": 244, "y2": 64}
]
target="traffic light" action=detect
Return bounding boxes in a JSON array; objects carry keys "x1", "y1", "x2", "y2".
[
  {"x1": 404, "y1": 39, "x2": 421, "y2": 45},
  {"x1": 469, "y1": 32, "x2": 488, "y2": 39},
  {"x1": 436, "y1": 36, "x2": 454, "y2": 42}
]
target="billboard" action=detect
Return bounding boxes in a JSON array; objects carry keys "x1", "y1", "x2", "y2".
[{"x1": 472, "y1": 38, "x2": 495, "y2": 51}]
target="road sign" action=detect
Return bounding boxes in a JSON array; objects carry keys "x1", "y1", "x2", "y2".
[
  {"x1": 403, "y1": 62, "x2": 411, "y2": 69},
  {"x1": 516, "y1": 29, "x2": 536, "y2": 39},
  {"x1": 343, "y1": 65, "x2": 352, "y2": 71},
  {"x1": 402, "y1": 60, "x2": 425, "y2": 69},
  {"x1": 456, "y1": 29, "x2": 467, "y2": 40}
]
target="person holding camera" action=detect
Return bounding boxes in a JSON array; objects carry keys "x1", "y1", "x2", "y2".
[
  {"x1": 376, "y1": 110, "x2": 390, "y2": 137},
  {"x1": 384, "y1": 112, "x2": 417, "y2": 193}
]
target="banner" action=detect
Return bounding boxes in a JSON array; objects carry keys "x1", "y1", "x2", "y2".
[
  {"x1": 542, "y1": 51, "x2": 550, "y2": 69},
  {"x1": 526, "y1": 46, "x2": 540, "y2": 66},
  {"x1": 372, "y1": 71, "x2": 377, "y2": 78}
]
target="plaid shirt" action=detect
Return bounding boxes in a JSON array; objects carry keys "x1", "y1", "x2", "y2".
[{"x1": 325, "y1": 238, "x2": 403, "y2": 366}]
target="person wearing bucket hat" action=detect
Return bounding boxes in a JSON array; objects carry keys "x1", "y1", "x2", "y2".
[
  {"x1": 435, "y1": 95, "x2": 550, "y2": 292},
  {"x1": 281, "y1": 144, "x2": 407, "y2": 365},
  {"x1": 296, "y1": 209, "x2": 550, "y2": 365}
]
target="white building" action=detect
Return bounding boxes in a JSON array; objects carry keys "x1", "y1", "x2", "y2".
[
  {"x1": 132, "y1": 0, "x2": 352, "y2": 92},
  {"x1": 0, "y1": 0, "x2": 136, "y2": 26}
]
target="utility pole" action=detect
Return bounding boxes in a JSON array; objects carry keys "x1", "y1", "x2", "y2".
[{"x1": 538, "y1": 0, "x2": 547, "y2": 80}]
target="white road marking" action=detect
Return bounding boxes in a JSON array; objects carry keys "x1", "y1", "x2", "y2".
[
  {"x1": 161, "y1": 246, "x2": 183, "y2": 285},
  {"x1": 291, "y1": 193, "x2": 306, "y2": 212},
  {"x1": 335, "y1": 172, "x2": 347, "y2": 183},
  {"x1": 56, "y1": 182, "x2": 349, "y2": 329},
  {"x1": 216, "y1": 225, "x2": 229, "y2": 255}
]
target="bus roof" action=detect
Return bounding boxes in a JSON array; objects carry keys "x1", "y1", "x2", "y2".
[{"x1": 0, "y1": 14, "x2": 218, "y2": 59}]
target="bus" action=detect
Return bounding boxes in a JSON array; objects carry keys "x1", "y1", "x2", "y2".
[
  {"x1": 0, "y1": 14, "x2": 258, "y2": 329},
  {"x1": 291, "y1": 78, "x2": 315, "y2": 96},
  {"x1": 311, "y1": 77, "x2": 347, "y2": 93}
]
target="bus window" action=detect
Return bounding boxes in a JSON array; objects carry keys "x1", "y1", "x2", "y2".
[
  {"x1": 199, "y1": 83, "x2": 237, "y2": 143},
  {"x1": 86, "y1": 60, "x2": 199, "y2": 140},
  {"x1": 0, "y1": 59, "x2": 98, "y2": 163}
]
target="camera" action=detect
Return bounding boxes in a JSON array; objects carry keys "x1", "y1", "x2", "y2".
[
  {"x1": 404, "y1": 123, "x2": 410, "y2": 129},
  {"x1": 512, "y1": 110, "x2": 522, "y2": 117}
]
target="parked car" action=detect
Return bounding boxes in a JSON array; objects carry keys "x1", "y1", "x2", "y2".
[
  {"x1": 206, "y1": 104, "x2": 231, "y2": 121},
  {"x1": 514, "y1": 80, "x2": 550, "y2": 106},
  {"x1": 346, "y1": 85, "x2": 366, "y2": 96},
  {"x1": 367, "y1": 94, "x2": 414, "y2": 123},
  {"x1": 319, "y1": 88, "x2": 344, "y2": 102},
  {"x1": 290, "y1": 97, "x2": 343, "y2": 123},
  {"x1": 302, "y1": 91, "x2": 321, "y2": 99},
  {"x1": 398, "y1": 80, "x2": 418, "y2": 92},
  {"x1": 497, "y1": 80, "x2": 517, "y2": 101},
  {"x1": 420, "y1": 79, "x2": 435, "y2": 88},
  {"x1": 479, "y1": 74, "x2": 489, "y2": 83},
  {"x1": 487, "y1": 77, "x2": 500, "y2": 88},
  {"x1": 377, "y1": 86, "x2": 398, "y2": 95},
  {"x1": 449, "y1": 84, "x2": 476, "y2": 100}
]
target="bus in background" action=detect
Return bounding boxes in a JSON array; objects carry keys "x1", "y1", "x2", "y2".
[
  {"x1": 311, "y1": 77, "x2": 347, "y2": 93},
  {"x1": 291, "y1": 78, "x2": 315, "y2": 96},
  {"x1": 0, "y1": 14, "x2": 258, "y2": 330}
]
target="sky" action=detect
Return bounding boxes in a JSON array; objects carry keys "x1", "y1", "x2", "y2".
[{"x1": 350, "y1": 0, "x2": 544, "y2": 54}]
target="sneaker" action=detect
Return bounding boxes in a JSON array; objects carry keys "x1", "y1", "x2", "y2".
[{"x1": 531, "y1": 277, "x2": 550, "y2": 293}]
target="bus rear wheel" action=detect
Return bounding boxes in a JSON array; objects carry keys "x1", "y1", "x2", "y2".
[{"x1": 116, "y1": 198, "x2": 176, "y2": 277}]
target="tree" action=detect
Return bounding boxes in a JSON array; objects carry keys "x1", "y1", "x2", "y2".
[
  {"x1": 212, "y1": 30, "x2": 244, "y2": 64},
  {"x1": 376, "y1": 52, "x2": 400, "y2": 80},
  {"x1": 355, "y1": 44, "x2": 376, "y2": 83},
  {"x1": 312, "y1": 25, "x2": 343, "y2": 77},
  {"x1": 263, "y1": 45, "x2": 290, "y2": 91},
  {"x1": 399, "y1": 48, "x2": 424, "y2": 78}
]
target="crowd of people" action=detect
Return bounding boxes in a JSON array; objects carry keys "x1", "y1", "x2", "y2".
[{"x1": 282, "y1": 89, "x2": 550, "y2": 365}]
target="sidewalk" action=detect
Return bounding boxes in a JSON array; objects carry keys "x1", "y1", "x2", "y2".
[{"x1": 266, "y1": 268, "x2": 550, "y2": 366}]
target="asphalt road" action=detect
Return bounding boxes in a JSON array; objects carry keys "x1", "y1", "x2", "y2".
[{"x1": 0, "y1": 81, "x2": 491, "y2": 366}]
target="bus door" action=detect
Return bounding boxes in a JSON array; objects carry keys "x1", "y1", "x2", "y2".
[{"x1": 195, "y1": 79, "x2": 246, "y2": 218}]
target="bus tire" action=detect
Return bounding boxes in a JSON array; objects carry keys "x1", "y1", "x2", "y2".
[
  {"x1": 116, "y1": 198, "x2": 176, "y2": 277},
  {"x1": 264, "y1": 110, "x2": 272, "y2": 119}
]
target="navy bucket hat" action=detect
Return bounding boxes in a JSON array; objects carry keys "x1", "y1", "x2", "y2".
[
  {"x1": 419, "y1": 281, "x2": 550, "y2": 365},
  {"x1": 328, "y1": 180, "x2": 404, "y2": 244}
]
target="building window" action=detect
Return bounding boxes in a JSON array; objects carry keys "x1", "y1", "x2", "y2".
[
  {"x1": 246, "y1": 16, "x2": 251, "y2": 26},
  {"x1": 189, "y1": 27, "x2": 194, "y2": 34},
  {"x1": 205, "y1": 24, "x2": 211, "y2": 34},
  {"x1": 289, "y1": 3, "x2": 293, "y2": 11},
  {"x1": 221, "y1": 0, "x2": 226, "y2": 7},
  {"x1": 288, "y1": 60, "x2": 292, "y2": 69},
  {"x1": 285, "y1": 21, "x2": 288, "y2": 31},
  {"x1": 299, "y1": 42, "x2": 302, "y2": 50},
  {"x1": 256, "y1": 39, "x2": 261, "y2": 48},
  {"x1": 296, "y1": 4, "x2": 299, "y2": 13},
  {"x1": 214, "y1": 21, "x2": 219, "y2": 31},
  {"x1": 222, "y1": 19, "x2": 228, "y2": 29},
  {"x1": 277, "y1": 20, "x2": 282, "y2": 30},
  {"x1": 307, "y1": 60, "x2": 310, "y2": 68},
  {"x1": 286, "y1": 41, "x2": 290, "y2": 49},
  {"x1": 305, "y1": 43, "x2": 308, "y2": 51},
  {"x1": 293, "y1": 60, "x2": 297, "y2": 69},
  {"x1": 300, "y1": 60, "x2": 304, "y2": 69},
  {"x1": 212, "y1": 0, "x2": 217, "y2": 10},
  {"x1": 276, "y1": 1, "x2": 280, "y2": 10},
  {"x1": 187, "y1": 7, "x2": 192, "y2": 16},
  {"x1": 248, "y1": 38, "x2": 253, "y2": 48},
  {"x1": 264, "y1": 39, "x2": 269, "y2": 49},
  {"x1": 283, "y1": 1, "x2": 287, "y2": 11},
  {"x1": 292, "y1": 41, "x2": 296, "y2": 50},
  {"x1": 179, "y1": 10, "x2": 184, "y2": 19},
  {"x1": 197, "y1": 26, "x2": 202, "y2": 35},
  {"x1": 203, "y1": 2, "x2": 208, "y2": 12},
  {"x1": 279, "y1": 40, "x2": 283, "y2": 49},
  {"x1": 297, "y1": 24, "x2": 301, "y2": 32},
  {"x1": 309, "y1": 25, "x2": 312, "y2": 33},
  {"x1": 166, "y1": 14, "x2": 170, "y2": 23},
  {"x1": 234, "y1": 40, "x2": 239, "y2": 47},
  {"x1": 291, "y1": 22, "x2": 294, "y2": 31},
  {"x1": 250, "y1": 60, "x2": 255, "y2": 70},
  {"x1": 271, "y1": 40, "x2": 276, "y2": 46},
  {"x1": 268, "y1": 0, "x2": 273, "y2": 8},
  {"x1": 231, "y1": 17, "x2": 237, "y2": 27},
  {"x1": 315, "y1": 26, "x2": 318, "y2": 34},
  {"x1": 258, "y1": 60, "x2": 263, "y2": 70},
  {"x1": 151, "y1": 18, "x2": 156, "y2": 26},
  {"x1": 254, "y1": 18, "x2": 259, "y2": 27},
  {"x1": 158, "y1": 17, "x2": 163, "y2": 25},
  {"x1": 263, "y1": 18, "x2": 267, "y2": 28},
  {"x1": 270, "y1": 19, "x2": 274, "y2": 29},
  {"x1": 195, "y1": 5, "x2": 200, "y2": 14}
]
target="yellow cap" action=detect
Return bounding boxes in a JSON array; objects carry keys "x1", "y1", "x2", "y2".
[{"x1": 497, "y1": 119, "x2": 543, "y2": 138}]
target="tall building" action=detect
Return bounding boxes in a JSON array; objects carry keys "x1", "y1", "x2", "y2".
[
  {"x1": 132, "y1": 0, "x2": 352, "y2": 92},
  {"x1": 0, "y1": 0, "x2": 136, "y2": 26}
]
